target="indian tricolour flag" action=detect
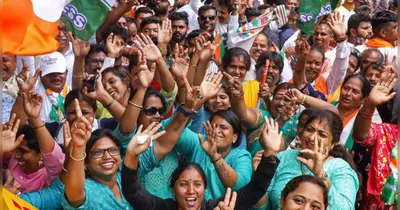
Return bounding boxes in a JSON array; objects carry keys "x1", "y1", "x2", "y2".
[
  {"x1": 61, "y1": 0, "x2": 115, "y2": 42},
  {"x1": 2, "y1": 0, "x2": 71, "y2": 55}
]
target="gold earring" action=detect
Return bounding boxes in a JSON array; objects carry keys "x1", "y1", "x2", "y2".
[{"x1": 38, "y1": 156, "x2": 43, "y2": 167}]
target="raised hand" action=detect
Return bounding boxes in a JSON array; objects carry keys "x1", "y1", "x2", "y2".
[
  {"x1": 222, "y1": 72, "x2": 244, "y2": 99},
  {"x1": 157, "y1": 19, "x2": 172, "y2": 46},
  {"x1": 296, "y1": 135, "x2": 329, "y2": 176},
  {"x1": 70, "y1": 99, "x2": 93, "y2": 148},
  {"x1": 2, "y1": 114, "x2": 24, "y2": 153},
  {"x1": 194, "y1": 32, "x2": 211, "y2": 56},
  {"x1": 326, "y1": 10, "x2": 346, "y2": 41},
  {"x1": 170, "y1": 44, "x2": 190, "y2": 87},
  {"x1": 252, "y1": 150, "x2": 264, "y2": 171},
  {"x1": 367, "y1": 72, "x2": 397, "y2": 106},
  {"x1": 63, "y1": 121, "x2": 73, "y2": 154},
  {"x1": 16, "y1": 58, "x2": 41, "y2": 94},
  {"x1": 22, "y1": 92, "x2": 43, "y2": 120},
  {"x1": 106, "y1": 32, "x2": 125, "y2": 58},
  {"x1": 198, "y1": 121, "x2": 219, "y2": 160},
  {"x1": 68, "y1": 32, "x2": 90, "y2": 57},
  {"x1": 182, "y1": 74, "x2": 204, "y2": 109},
  {"x1": 213, "y1": 188, "x2": 237, "y2": 210},
  {"x1": 284, "y1": 88, "x2": 305, "y2": 104},
  {"x1": 82, "y1": 71, "x2": 109, "y2": 102},
  {"x1": 126, "y1": 122, "x2": 166, "y2": 156},
  {"x1": 201, "y1": 71, "x2": 223, "y2": 100},
  {"x1": 295, "y1": 38, "x2": 311, "y2": 58},
  {"x1": 134, "y1": 49, "x2": 156, "y2": 88},
  {"x1": 199, "y1": 35, "x2": 223, "y2": 61},
  {"x1": 258, "y1": 83, "x2": 271, "y2": 101},
  {"x1": 260, "y1": 116, "x2": 283, "y2": 156},
  {"x1": 134, "y1": 33, "x2": 162, "y2": 61}
]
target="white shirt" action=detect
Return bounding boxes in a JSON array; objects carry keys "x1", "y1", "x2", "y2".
[
  {"x1": 177, "y1": 0, "x2": 203, "y2": 33},
  {"x1": 64, "y1": 42, "x2": 75, "y2": 86},
  {"x1": 244, "y1": 59, "x2": 257, "y2": 82}
]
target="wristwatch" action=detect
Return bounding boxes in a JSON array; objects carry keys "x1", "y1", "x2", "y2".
[
  {"x1": 265, "y1": 155, "x2": 278, "y2": 164},
  {"x1": 177, "y1": 105, "x2": 197, "y2": 117}
]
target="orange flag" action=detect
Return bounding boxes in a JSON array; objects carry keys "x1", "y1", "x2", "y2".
[{"x1": 1, "y1": 0, "x2": 70, "y2": 56}]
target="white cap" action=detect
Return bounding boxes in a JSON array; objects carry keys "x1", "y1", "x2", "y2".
[
  {"x1": 39, "y1": 51, "x2": 67, "y2": 77},
  {"x1": 168, "y1": 0, "x2": 174, "y2": 6}
]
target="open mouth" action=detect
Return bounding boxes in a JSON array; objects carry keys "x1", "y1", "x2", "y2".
[
  {"x1": 185, "y1": 197, "x2": 197, "y2": 207},
  {"x1": 100, "y1": 161, "x2": 116, "y2": 170}
]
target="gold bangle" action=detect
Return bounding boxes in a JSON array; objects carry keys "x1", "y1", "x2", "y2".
[
  {"x1": 72, "y1": 74, "x2": 84, "y2": 78},
  {"x1": 62, "y1": 166, "x2": 68, "y2": 172},
  {"x1": 32, "y1": 122, "x2": 45, "y2": 130},
  {"x1": 190, "y1": 64, "x2": 197, "y2": 69},
  {"x1": 69, "y1": 148, "x2": 86, "y2": 162}
]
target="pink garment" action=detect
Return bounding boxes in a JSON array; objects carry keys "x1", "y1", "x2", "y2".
[{"x1": 6, "y1": 143, "x2": 65, "y2": 193}]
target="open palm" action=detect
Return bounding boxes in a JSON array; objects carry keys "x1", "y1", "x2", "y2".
[
  {"x1": 135, "y1": 34, "x2": 162, "y2": 61},
  {"x1": 2, "y1": 114, "x2": 23, "y2": 153},
  {"x1": 260, "y1": 116, "x2": 282, "y2": 153},
  {"x1": 201, "y1": 71, "x2": 223, "y2": 100},
  {"x1": 23, "y1": 92, "x2": 43, "y2": 119},
  {"x1": 199, "y1": 122, "x2": 218, "y2": 158},
  {"x1": 368, "y1": 72, "x2": 397, "y2": 106}
]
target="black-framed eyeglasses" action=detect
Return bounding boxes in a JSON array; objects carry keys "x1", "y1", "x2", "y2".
[
  {"x1": 90, "y1": 146, "x2": 121, "y2": 159},
  {"x1": 200, "y1": 15, "x2": 216, "y2": 21},
  {"x1": 143, "y1": 106, "x2": 166, "y2": 116}
]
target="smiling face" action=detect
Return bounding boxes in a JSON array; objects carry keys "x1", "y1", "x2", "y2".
[
  {"x1": 211, "y1": 115, "x2": 238, "y2": 153},
  {"x1": 173, "y1": 167, "x2": 205, "y2": 210},
  {"x1": 270, "y1": 88, "x2": 291, "y2": 119},
  {"x1": 299, "y1": 119, "x2": 333, "y2": 151},
  {"x1": 250, "y1": 34, "x2": 269, "y2": 61},
  {"x1": 2, "y1": 54, "x2": 16, "y2": 81},
  {"x1": 87, "y1": 137, "x2": 122, "y2": 180},
  {"x1": 224, "y1": 56, "x2": 248, "y2": 82},
  {"x1": 206, "y1": 88, "x2": 230, "y2": 113},
  {"x1": 285, "y1": 0, "x2": 299, "y2": 10},
  {"x1": 15, "y1": 140, "x2": 42, "y2": 174},
  {"x1": 40, "y1": 72, "x2": 67, "y2": 93},
  {"x1": 87, "y1": 51, "x2": 107, "y2": 74},
  {"x1": 198, "y1": 9, "x2": 217, "y2": 33},
  {"x1": 340, "y1": 77, "x2": 365, "y2": 110},
  {"x1": 138, "y1": 95, "x2": 164, "y2": 128},
  {"x1": 102, "y1": 71, "x2": 129, "y2": 103},
  {"x1": 304, "y1": 50, "x2": 324, "y2": 83},
  {"x1": 281, "y1": 182, "x2": 326, "y2": 210},
  {"x1": 256, "y1": 60, "x2": 280, "y2": 87},
  {"x1": 313, "y1": 24, "x2": 332, "y2": 52}
]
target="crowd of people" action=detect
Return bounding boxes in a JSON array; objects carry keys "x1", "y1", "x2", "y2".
[{"x1": 2, "y1": 0, "x2": 398, "y2": 209}]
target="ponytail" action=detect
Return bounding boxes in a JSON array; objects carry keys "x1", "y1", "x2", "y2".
[{"x1": 328, "y1": 144, "x2": 363, "y2": 208}]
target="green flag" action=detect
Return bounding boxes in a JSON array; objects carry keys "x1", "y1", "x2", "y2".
[
  {"x1": 296, "y1": 0, "x2": 337, "y2": 35},
  {"x1": 61, "y1": 0, "x2": 115, "y2": 42}
]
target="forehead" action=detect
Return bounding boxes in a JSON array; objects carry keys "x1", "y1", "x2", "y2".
[
  {"x1": 172, "y1": 20, "x2": 187, "y2": 26},
  {"x1": 211, "y1": 115, "x2": 231, "y2": 125},
  {"x1": 344, "y1": 77, "x2": 363, "y2": 89},
  {"x1": 306, "y1": 118, "x2": 331, "y2": 131},
  {"x1": 363, "y1": 51, "x2": 382, "y2": 60},
  {"x1": 143, "y1": 23, "x2": 158, "y2": 29},
  {"x1": 314, "y1": 24, "x2": 331, "y2": 33},
  {"x1": 144, "y1": 95, "x2": 163, "y2": 107},
  {"x1": 229, "y1": 56, "x2": 246, "y2": 65},
  {"x1": 91, "y1": 137, "x2": 117, "y2": 150},
  {"x1": 254, "y1": 33, "x2": 268, "y2": 43},
  {"x1": 274, "y1": 88, "x2": 289, "y2": 96},
  {"x1": 307, "y1": 50, "x2": 324, "y2": 60},
  {"x1": 289, "y1": 182, "x2": 325, "y2": 204},
  {"x1": 89, "y1": 51, "x2": 106, "y2": 59},
  {"x1": 199, "y1": 9, "x2": 217, "y2": 16},
  {"x1": 66, "y1": 100, "x2": 93, "y2": 111},
  {"x1": 138, "y1": 12, "x2": 152, "y2": 18},
  {"x1": 178, "y1": 167, "x2": 203, "y2": 181}
]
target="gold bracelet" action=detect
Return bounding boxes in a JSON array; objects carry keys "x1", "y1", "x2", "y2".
[
  {"x1": 69, "y1": 148, "x2": 86, "y2": 162},
  {"x1": 72, "y1": 74, "x2": 84, "y2": 78},
  {"x1": 62, "y1": 166, "x2": 68, "y2": 172},
  {"x1": 190, "y1": 64, "x2": 197, "y2": 69},
  {"x1": 32, "y1": 122, "x2": 45, "y2": 130}
]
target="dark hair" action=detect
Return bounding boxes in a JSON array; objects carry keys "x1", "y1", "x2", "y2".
[
  {"x1": 85, "y1": 129, "x2": 124, "y2": 163},
  {"x1": 140, "y1": 16, "x2": 162, "y2": 30},
  {"x1": 169, "y1": 11, "x2": 189, "y2": 26},
  {"x1": 185, "y1": 29, "x2": 203, "y2": 42},
  {"x1": 371, "y1": 11, "x2": 397, "y2": 35},
  {"x1": 131, "y1": 87, "x2": 167, "y2": 115},
  {"x1": 272, "y1": 82, "x2": 295, "y2": 97},
  {"x1": 265, "y1": 0, "x2": 285, "y2": 5},
  {"x1": 198, "y1": 5, "x2": 217, "y2": 15},
  {"x1": 125, "y1": 17, "x2": 138, "y2": 27},
  {"x1": 309, "y1": 46, "x2": 325, "y2": 63},
  {"x1": 64, "y1": 89, "x2": 97, "y2": 113},
  {"x1": 218, "y1": 0, "x2": 233, "y2": 12},
  {"x1": 222, "y1": 47, "x2": 251, "y2": 71},
  {"x1": 255, "y1": 51, "x2": 284, "y2": 75},
  {"x1": 170, "y1": 162, "x2": 207, "y2": 188},
  {"x1": 341, "y1": 74, "x2": 371, "y2": 98},
  {"x1": 210, "y1": 110, "x2": 242, "y2": 147},
  {"x1": 102, "y1": 67, "x2": 132, "y2": 88},
  {"x1": 298, "y1": 108, "x2": 320, "y2": 129},
  {"x1": 86, "y1": 44, "x2": 108, "y2": 61},
  {"x1": 347, "y1": 13, "x2": 371, "y2": 36},
  {"x1": 281, "y1": 175, "x2": 329, "y2": 208},
  {"x1": 258, "y1": 4, "x2": 272, "y2": 10},
  {"x1": 303, "y1": 110, "x2": 342, "y2": 145},
  {"x1": 101, "y1": 24, "x2": 130, "y2": 43},
  {"x1": 390, "y1": 0, "x2": 397, "y2": 7},
  {"x1": 2, "y1": 165, "x2": 9, "y2": 184},
  {"x1": 245, "y1": 8, "x2": 262, "y2": 19},
  {"x1": 349, "y1": 47, "x2": 362, "y2": 70},
  {"x1": 134, "y1": 7, "x2": 153, "y2": 19},
  {"x1": 353, "y1": 5, "x2": 372, "y2": 15},
  {"x1": 17, "y1": 125, "x2": 40, "y2": 153}
]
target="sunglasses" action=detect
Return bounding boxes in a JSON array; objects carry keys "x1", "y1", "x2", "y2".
[
  {"x1": 143, "y1": 106, "x2": 166, "y2": 116},
  {"x1": 90, "y1": 146, "x2": 121, "y2": 159},
  {"x1": 200, "y1": 15, "x2": 216, "y2": 21},
  {"x1": 88, "y1": 59, "x2": 105, "y2": 64}
]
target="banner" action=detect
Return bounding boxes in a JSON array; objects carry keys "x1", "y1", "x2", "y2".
[
  {"x1": 61, "y1": 0, "x2": 115, "y2": 41},
  {"x1": 296, "y1": 0, "x2": 338, "y2": 35},
  {"x1": 2, "y1": 188, "x2": 38, "y2": 210}
]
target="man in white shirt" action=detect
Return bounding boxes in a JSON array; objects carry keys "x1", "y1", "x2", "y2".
[{"x1": 56, "y1": 21, "x2": 75, "y2": 86}]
